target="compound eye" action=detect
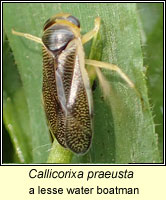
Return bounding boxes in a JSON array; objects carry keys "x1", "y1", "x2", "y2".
[{"x1": 67, "y1": 15, "x2": 80, "y2": 28}]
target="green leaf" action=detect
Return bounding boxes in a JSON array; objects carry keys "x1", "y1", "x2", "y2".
[
  {"x1": 2, "y1": 123, "x2": 16, "y2": 163},
  {"x1": 137, "y1": 3, "x2": 163, "y2": 161},
  {"x1": 3, "y1": 3, "x2": 161, "y2": 163},
  {"x1": 3, "y1": 37, "x2": 32, "y2": 163}
]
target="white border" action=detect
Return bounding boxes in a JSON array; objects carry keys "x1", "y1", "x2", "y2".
[{"x1": 1, "y1": 0, "x2": 165, "y2": 166}]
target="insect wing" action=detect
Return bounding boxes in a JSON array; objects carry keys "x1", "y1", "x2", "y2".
[
  {"x1": 42, "y1": 47, "x2": 67, "y2": 148},
  {"x1": 56, "y1": 39, "x2": 93, "y2": 154}
]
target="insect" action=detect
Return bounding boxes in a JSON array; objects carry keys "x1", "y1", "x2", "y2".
[{"x1": 12, "y1": 13, "x2": 138, "y2": 154}]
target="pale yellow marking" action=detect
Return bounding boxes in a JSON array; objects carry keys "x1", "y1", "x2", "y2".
[
  {"x1": 54, "y1": 13, "x2": 70, "y2": 18},
  {"x1": 85, "y1": 59, "x2": 135, "y2": 88},
  {"x1": 85, "y1": 59, "x2": 141, "y2": 99},
  {"x1": 12, "y1": 29, "x2": 43, "y2": 44},
  {"x1": 81, "y1": 17, "x2": 101, "y2": 44},
  {"x1": 95, "y1": 67, "x2": 111, "y2": 100}
]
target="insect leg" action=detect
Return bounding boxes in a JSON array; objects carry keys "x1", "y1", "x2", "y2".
[
  {"x1": 81, "y1": 17, "x2": 101, "y2": 44},
  {"x1": 12, "y1": 29, "x2": 43, "y2": 44},
  {"x1": 85, "y1": 59, "x2": 141, "y2": 98}
]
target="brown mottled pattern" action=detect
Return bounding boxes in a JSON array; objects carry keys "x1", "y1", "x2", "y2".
[
  {"x1": 59, "y1": 41, "x2": 92, "y2": 154},
  {"x1": 42, "y1": 47, "x2": 66, "y2": 148},
  {"x1": 66, "y1": 86, "x2": 92, "y2": 154}
]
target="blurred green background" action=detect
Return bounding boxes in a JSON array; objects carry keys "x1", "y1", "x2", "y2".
[{"x1": 3, "y1": 3, "x2": 163, "y2": 164}]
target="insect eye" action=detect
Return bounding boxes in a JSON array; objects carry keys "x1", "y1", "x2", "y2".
[{"x1": 67, "y1": 16, "x2": 80, "y2": 28}]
